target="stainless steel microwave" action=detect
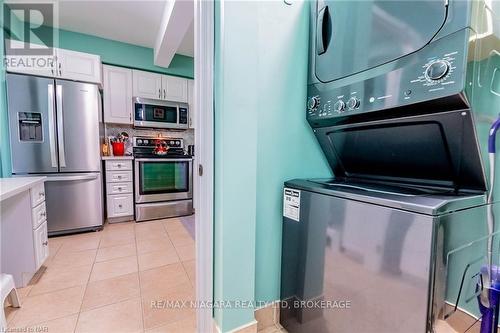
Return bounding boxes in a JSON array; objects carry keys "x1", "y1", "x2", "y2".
[{"x1": 133, "y1": 97, "x2": 189, "y2": 130}]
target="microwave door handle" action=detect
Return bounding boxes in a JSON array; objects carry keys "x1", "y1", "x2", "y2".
[
  {"x1": 56, "y1": 84, "x2": 66, "y2": 167},
  {"x1": 47, "y1": 84, "x2": 57, "y2": 168}
]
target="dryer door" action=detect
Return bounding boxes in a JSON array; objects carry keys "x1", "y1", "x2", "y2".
[{"x1": 314, "y1": 0, "x2": 447, "y2": 83}]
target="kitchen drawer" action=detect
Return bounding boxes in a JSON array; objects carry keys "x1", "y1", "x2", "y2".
[
  {"x1": 106, "y1": 182, "x2": 133, "y2": 195},
  {"x1": 33, "y1": 221, "x2": 49, "y2": 269},
  {"x1": 105, "y1": 160, "x2": 133, "y2": 171},
  {"x1": 107, "y1": 193, "x2": 134, "y2": 217},
  {"x1": 30, "y1": 183, "x2": 46, "y2": 208},
  {"x1": 32, "y1": 202, "x2": 47, "y2": 229},
  {"x1": 106, "y1": 171, "x2": 133, "y2": 183}
]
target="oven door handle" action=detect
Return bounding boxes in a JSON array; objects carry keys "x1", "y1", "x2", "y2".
[{"x1": 135, "y1": 158, "x2": 193, "y2": 162}]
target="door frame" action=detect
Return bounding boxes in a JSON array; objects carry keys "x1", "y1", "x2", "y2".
[{"x1": 194, "y1": 0, "x2": 214, "y2": 332}]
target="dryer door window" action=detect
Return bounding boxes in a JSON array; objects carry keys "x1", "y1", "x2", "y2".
[{"x1": 314, "y1": 0, "x2": 447, "y2": 83}]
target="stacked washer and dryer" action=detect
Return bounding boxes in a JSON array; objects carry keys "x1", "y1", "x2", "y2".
[{"x1": 280, "y1": 1, "x2": 500, "y2": 332}]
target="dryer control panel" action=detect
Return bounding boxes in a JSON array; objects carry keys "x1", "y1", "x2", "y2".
[{"x1": 307, "y1": 29, "x2": 468, "y2": 124}]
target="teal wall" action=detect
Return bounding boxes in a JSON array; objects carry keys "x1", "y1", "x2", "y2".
[
  {"x1": 213, "y1": 1, "x2": 259, "y2": 330},
  {"x1": 55, "y1": 29, "x2": 194, "y2": 79},
  {"x1": 254, "y1": 1, "x2": 332, "y2": 304},
  {"x1": 0, "y1": 0, "x2": 11, "y2": 177},
  {"x1": 214, "y1": 1, "x2": 331, "y2": 331}
]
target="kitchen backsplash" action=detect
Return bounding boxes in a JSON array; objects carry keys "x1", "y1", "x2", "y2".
[{"x1": 104, "y1": 124, "x2": 194, "y2": 155}]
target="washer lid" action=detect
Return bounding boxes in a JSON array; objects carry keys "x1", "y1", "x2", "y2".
[
  {"x1": 285, "y1": 179, "x2": 486, "y2": 216},
  {"x1": 314, "y1": 0, "x2": 448, "y2": 83}
]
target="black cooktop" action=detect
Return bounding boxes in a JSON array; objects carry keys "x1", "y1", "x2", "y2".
[
  {"x1": 133, "y1": 149, "x2": 192, "y2": 159},
  {"x1": 132, "y1": 137, "x2": 192, "y2": 159}
]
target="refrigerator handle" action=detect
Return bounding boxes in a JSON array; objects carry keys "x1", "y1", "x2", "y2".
[
  {"x1": 56, "y1": 85, "x2": 66, "y2": 167},
  {"x1": 47, "y1": 84, "x2": 58, "y2": 168}
]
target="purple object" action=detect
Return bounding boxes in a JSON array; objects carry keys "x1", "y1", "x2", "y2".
[
  {"x1": 478, "y1": 266, "x2": 500, "y2": 333},
  {"x1": 488, "y1": 117, "x2": 500, "y2": 154}
]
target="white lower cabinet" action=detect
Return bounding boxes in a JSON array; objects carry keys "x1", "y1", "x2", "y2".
[
  {"x1": 107, "y1": 194, "x2": 134, "y2": 217},
  {"x1": 0, "y1": 179, "x2": 48, "y2": 287},
  {"x1": 33, "y1": 221, "x2": 49, "y2": 269},
  {"x1": 104, "y1": 159, "x2": 134, "y2": 222}
]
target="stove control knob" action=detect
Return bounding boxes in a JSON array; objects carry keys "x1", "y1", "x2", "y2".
[
  {"x1": 347, "y1": 97, "x2": 360, "y2": 110},
  {"x1": 137, "y1": 139, "x2": 142, "y2": 144},
  {"x1": 307, "y1": 96, "x2": 320, "y2": 111},
  {"x1": 175, "y1": 140, "x2": 180, "y2": 146},
  {"x1": 143, "y1": 140, "x2": 148, "y2": 145},
  {"x1": 425, "y1": 60, "x2": 450, "y2": 81},
  {"x1": 333, "y1": 100, "x2": 346, "y2": 113}
]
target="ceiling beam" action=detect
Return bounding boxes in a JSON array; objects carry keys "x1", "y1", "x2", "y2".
[{"x1": 154, "y1": 0, "x2": 194, "y2": 67}]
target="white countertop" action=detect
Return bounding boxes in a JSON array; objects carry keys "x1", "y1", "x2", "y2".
[
  {"x1": 101, "y1": 156, "x2": 134, "y2": 160},
  {"x1": 0, "y1": 176, "x2": 46, "y2": 202}
]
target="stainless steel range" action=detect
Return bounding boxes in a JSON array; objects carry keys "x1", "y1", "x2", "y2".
[{"x1": 133, "y1": 136, "x2": 193, "y2": 222}]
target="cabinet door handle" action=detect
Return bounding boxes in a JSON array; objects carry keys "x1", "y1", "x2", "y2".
[
  {"x1": 39, "y1": 192, "x2": 45, "y2": 197},
  {"x1": 42, "y1": 241, "x2": 48, "y2": 246},
  {"x1": 117, "y1": 164, "x2": 122, "y2": 168},
  {"x1": 40, "y1": 212, "x2": 46, "y2": 217},
  {"x1": 163, "y1": 89, "x2": 166, "y2": 99},
  {"x1": 159, "y1": 89, "x2": 161, "y2": 98},
  {"x1": 117, "y1": 187, "x2": 123, "y2": 191},
  {"x1": 58, "y1": 62, "x2": 62, "y2": 76},
  {"x1": 118, "y1": 204, "x2": 123, "y2": 208}
]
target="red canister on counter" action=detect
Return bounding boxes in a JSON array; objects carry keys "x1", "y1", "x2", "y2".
[{"x1": 112, "y1": 142, "x2": 125, "y2": 156}]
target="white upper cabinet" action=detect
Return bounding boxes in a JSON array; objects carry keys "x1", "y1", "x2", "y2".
[
  {"x1": 103, "y1": 65, "x2": 133, "y2": 124},
  {"x1": 162, "y1": 75, "x2": 188, "y2": 102},
  {"x1": 5, "y1": 39, "x2": 56, "y2": 78},
  {"x1": 5, "y1": 40, "x2": 102, "y2": 84},
  {"x1": 57, "y1": 49, "x2": 102, "y2": 84},
  {"x1": 132, "y1": 70, "x2": 162, "y2": 99},
  {"x1": 132, "y1": 69, "x2": 188, "y2": 102},
  {"x1": 188, "y1": 79, "x2": 195, "y2": 129}
]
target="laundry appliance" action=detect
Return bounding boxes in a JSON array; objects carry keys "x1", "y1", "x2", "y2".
[{"x1": 280, "y1": 1, "x2": 500, "y2": 332}]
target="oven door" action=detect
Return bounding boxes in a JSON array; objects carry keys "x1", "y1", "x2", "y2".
[{"x1": 135, "y1": 158, "x2": 193, "y2": 203}]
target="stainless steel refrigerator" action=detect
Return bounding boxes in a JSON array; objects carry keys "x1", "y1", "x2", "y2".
[{"x1": 7, "y1": 73, "x2": 103, "y2": 235}]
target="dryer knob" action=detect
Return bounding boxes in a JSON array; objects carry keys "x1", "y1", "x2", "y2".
[
  {"x1": 333, "y1": 100, "x2": 346, "y2": 113},
  {"x1": 307, "y1": 96, "x2": 320, "y2": 111},
  {"x1": 425, "y1": 60, "x2": 450, "y2": 81},
  {"x1": 347, "y1": 97, "x2": 360, "y2": 110}
]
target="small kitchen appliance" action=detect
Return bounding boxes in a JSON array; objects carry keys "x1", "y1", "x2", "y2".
[
  {"x1": 133, "y1": 136, "x2": 193, "y2": 221},
  {"x1": 133, "y1": 97, "x2": 189, "y2": 130}
]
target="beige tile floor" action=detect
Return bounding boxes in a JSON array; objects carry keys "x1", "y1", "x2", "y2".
[{"x1": 5, "y1": 217, "x2": 196, "y2": 333}]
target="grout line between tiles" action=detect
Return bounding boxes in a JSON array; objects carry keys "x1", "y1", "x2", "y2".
[
  {"x1": 72, "y1": 231, "x2": 100, "y2": 333},
  {"x1": 135, "y1": 223, "x2": 147, "y2": 333}
]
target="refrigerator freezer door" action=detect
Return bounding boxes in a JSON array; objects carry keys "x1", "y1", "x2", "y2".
[
  {"x1": 56, "y1": 80, "x2": 101, "y2": 173},
  {"x1": 7, "y1": 74, "x2": 58, "y2": 174},
  {"x1": 44, "y1": 173, "x2": 103, "y2": 234}
]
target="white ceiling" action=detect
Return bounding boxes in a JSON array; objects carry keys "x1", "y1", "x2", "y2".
[{"x1": 11, "y1": 0, "x2": 194, "y2": 57}]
